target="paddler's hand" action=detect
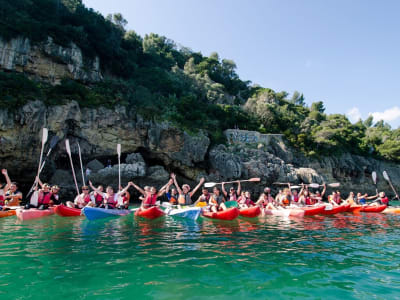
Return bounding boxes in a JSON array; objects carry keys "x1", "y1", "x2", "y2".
[
  {"x1": 200, "y1": 177, "x2": 205, "y2": 183},
  {"x1": 1, "y1": 169, "x2": 7, "y2": 175}
]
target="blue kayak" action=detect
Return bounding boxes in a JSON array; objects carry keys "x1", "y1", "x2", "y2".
[
  {"x1": 165, "y1": 207, "x2": 202, "y2": 221},
  {"x1": 82, "y1": 207, "x2": 132, "y2": 221}
]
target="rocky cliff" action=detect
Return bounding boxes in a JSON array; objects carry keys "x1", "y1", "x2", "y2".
[{"x1": 0, "y1": 100, "x2": 399, "y2": 201}]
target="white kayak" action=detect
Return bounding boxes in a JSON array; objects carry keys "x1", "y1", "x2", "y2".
[{"x1": 163, "y1": 204, "x2": 202, "y2": 221}]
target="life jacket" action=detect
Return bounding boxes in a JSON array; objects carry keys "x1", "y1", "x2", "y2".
[
  {"x1": 178, "y1": 193, "x2": 192, "y2": 205},
  {"x1": 199, "y1": 194, "x2": 210, "y2": 203},
  {"x1": 305, "y1": 196, "x2": 315, "y2": 206},
  {"x1": 104, "y1": 193, "x2": 118, "y2": 208},
  {"x1": 144, "y1": 194, "x2": 158, "y2": 208},
  {"x1": 169, "y1": 193, "x2": 178, "y2": 205},
  {"x1": 292, "y1": 195, "x2": 299, "y2": 203},
  {"x1": 359, "y1": 197, "x2": 366, "y2": 205},
  {"x1": 334, "y1": 197, "x2": 342, "y2": 205},
  {"x1": 211, "y1": 194, "x2": 224, "y2": 206},
  {"x1": 83, "y1": 194, "x2": 91, "y2": 203},
  {"x1": 381, "y1": 197, "x2": 389, "y2": 205},
  {"x1": 281, "y1": 196, "x2": 290, "y2": 207},
  {"x1": 94, "y1": 193, "x2": 103, "y2": 206},
  {"x1": 0, "y1": 190, "x2": 4, "y2": 206},
  {"x1": 38, "y1": 191, "x2": 52, "y2": 205},
  {"x1": 229, "y1": 193, "x2": 238, "y2": 202},
  {"x1": 5, "y1": 190, "x2": 21, "y2": 206},
  {"x1": 239, "y1": 196, "x2": 254, "y2": 206},
  {"x1": 50, "y1": 193, "x2": 60, "y2": 204}
]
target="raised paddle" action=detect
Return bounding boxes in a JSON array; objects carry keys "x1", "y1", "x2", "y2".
[
  {"x1": 372, "y1": 171, "x2": 378, "y2": 195},
  {"x1": 204, "y1": 178, "x2": 260, "y2": 188},
  {"x1": 35, "y1": 128, "x2": 48, "y2": 186},
  {"x1": 27, "y1": 135, "x2": 59, "y2": 198},
  {"x1": 66, "y1": 139, "x2": 80, "y2": 196},
  {"x1": 383, "y1": 171, "x2": 399, "y2": 200},
  {"x1": 308, "y1": 183, "x2": 340, "y2": 188},
  {"x1": 77, "y1": 142, "x2": 85, "y2": 186},
  {"x1": 117, "y1": 144, "x2": 121, "y2": 189}
]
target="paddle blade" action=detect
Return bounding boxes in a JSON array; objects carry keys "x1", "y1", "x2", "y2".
[
  {"x1": 65, "y1": 139, "x2": 71, "y2": 155},
  {"x1": 117, "y1": 144, "x2": 121, "y2": 156},
  {"x1": 204, "y1": 182, "x2": 216, "y2": 188},
  {"x1": 372, "y1": 171, "x2": 377, "y2": 184},
  {"x1": 328, "y1": 183, "x2": 340, "y2": 188},
  {"x1": 30, "y1": 191, "x2": 38, "y2": 206},
  {"x1": 225, "y1": 200, "x2": 238, "y2": 208},
  {"x1": 248, "y1": 177, "x2": 261, "y2": 182},
  {"x1": 290, "y1": 185, "x2": 301, "y2": 189},
  {"x1": 308, "y1": 183, "x2": 320, "y2": 188},
  {"x1": 383, "y1": 171, "x2": 390, "y2": 181},
  {"x1": 42, "y1": 128, "x2": 48, "y2": 144}
]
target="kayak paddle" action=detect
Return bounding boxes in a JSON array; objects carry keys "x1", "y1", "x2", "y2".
[
  {"x1": 27, "y1": 135, "x2": 59, "y2": 198},
  {"x1": 34, "y1": 128, "x2": 48, "y2": 187},
  {"x1": 308, "y1": 183, "x2": 340, "y2": 188},
  {"x1": 372, "y1": 171, "x2": 378, "y2": 195},
  {"x1": 225, "y1": 200, "x2": 239, "y2": 208},
  {"x1": 204, "y1": 178, "x2": 260, "y2": 188},
  {"x1": 383, "y1": 171, "x2": 399, "y2": 200},
  {"x1": 66, "y1": 139, "x2": 80, "y2": 196},
  {"x1": 117, "y1": 144, "x2": 121, "y2": 189},
  {"x1": 77, "y1": 142, "x2": 85, "y2": 186}
]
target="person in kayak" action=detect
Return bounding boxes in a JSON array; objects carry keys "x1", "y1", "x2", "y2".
[
  {"x1": 328, "y1": 191, "x2": 342, "y2": 206},
  {"x1": 256, "y1": 187, "x2": 276, "y2": 209},
  {"x1": 209, "y1": 187, "x2": 227, "y2": 212},
  {"x1": 310, "y1": 184, "x2": 326, "y2": 204},
  {"x1": 237, "y1": 191, "x2": 255, "y2": 208},
  {"x1": 30, "y1": 182, "x2": 52, "y2": 210},
  {"x1": 278, "y1": 187, "x2": 292, "y2": 207},
  {"x1": 378, "y1": 192, "x2": 389, "y2": 206},
  {"x1": 171, "y1": 173, "x2": 205, "y2": 206},
  {"x1": 90, "y1": 185, "x2": 104, "y2": 207},
  {"x1": 165, "y1": 183, "x2": 179, "y2": 205},
  {"x1": 89, "y1": 181, "x2": 132, "y2": 209},
  {"x1": 49, "y1": 185, "x2": 61, "y2": 206},
  {"x1": 67, "y1": 186, "x2": 91, "y2": 209},
  {"x1": 356, "y1": 193, "x2": 378, "y2": 205},
  {"x1": 221, "y1": 181, "x2": 241, "y2": 202},
  {"x1": 194, "y1": 187, "x2": 211, "y2": 207},
  {"x1": 131, "y1": 182, "x2": 168, "y2": 209},
  {"x1": 116, "y1": 186, "x2": 130, "y2": 209},
  {"x1": 0, "y1": 169, "x2": 12, "y2": 210},
  {"x1": 4, "y1": 181, "x2": 23, "y2": 207}
]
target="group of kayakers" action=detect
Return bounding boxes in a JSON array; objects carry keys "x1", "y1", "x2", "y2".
[{"x1": 0, "y1": 168, "x2": 394, "y2": 212}]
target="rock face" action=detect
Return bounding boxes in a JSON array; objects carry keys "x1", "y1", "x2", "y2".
[{"x1": 0, "y1": 36, "x2": 102, "y2": 84}]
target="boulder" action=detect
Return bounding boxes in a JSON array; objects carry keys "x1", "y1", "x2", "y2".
[{"x1": 86, "y1": 159, "x2": 104, "y2": 172}]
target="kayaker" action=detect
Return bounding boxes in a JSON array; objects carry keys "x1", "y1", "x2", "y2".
[
  {"x1": 49, "y1": 185, "x2": 61, "y2": 206},
  {"x1": 278, "y1": 188, "x2": 292, "y2": 207},
  {"x1": 165, "y1": 181, "x2": 179, "y2": 205},
  {"x1": 90, "y1": 185, "x2": 104, "y2": 207},
  {"x1": 209, "y1": 187, "x2": 227, "y2": 212},
  {"x1": 89, "y1": 181, "x2": 132, "y2": 209},
  {"x1": 131, "y1": 182, "x2": 167, "y2": 209},
  {"x1": 238, "y1": 191, "x2": 255, "y2": 208},
  {"x1": 356, "y1": 193, "x2": 378, "y2": 205},
  {"x1": 299, "y1": 189, "x2": 316, "y2": 206},
  {"x1": 67, "y1": 186, "x2": 91, "y2": 209},
  {"x1": 311, "y1": 184, "x2": 326, "y2": 204},
  {"x1": 345, "y1": 192, "x2": 357, "y2": 206},
  {"x1": 139, "y1": 186, "x2": 150, "y2": 203},
  {"x1": 194, "y1": 187, "x2": 211, "y2": 207},
  {"x1": 171, "y1": 173, "x2": 205, "y2": 206},
  {"x1": 4, "y1": 181, "x2": 23, "y2": 206},
  {"x1": 256, "y1": 188, "x2": 276, "y2": 209},
  {"x1": 221, "y1": 181, "x2": 241, "y2": 202},
  {"x1": 275, "y1": 190, "x2": 283, "y2": 203},
  {"x1": 328, "y1": 191, "x2": 341, "y2": 206},
  {"x1": 378, "y1": 192, "x2": 389, "y2": 206},
  {"x1": 0, "y1": 169, "x2": 12, "y2": 210},
  {"x1": 116, "y1": 186, "x2": 130, "y2": 209}
]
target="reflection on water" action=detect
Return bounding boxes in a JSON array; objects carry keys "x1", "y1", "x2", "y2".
[{"x1": 1, "y1": 213, "x2": 400, "y2": 299}]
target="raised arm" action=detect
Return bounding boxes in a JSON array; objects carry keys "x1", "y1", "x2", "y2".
[
  {"x1": 89, "y1": 181, "x2": 103, "y2": 195},
  {"x1": 119, "y1": 182, "x2": 132, "y2": 195},
  {"x1": 190, "y1": 177, "x2": 205, "y2": 197},
  {"x1": 1, "y1": 169, "x2": 11, "y2": 192},
  {"x1": 321, "y1": 184, "x2": 327, "y2": 197},
  {"x1": 171, "y1": 173, "x2": 183, "y2": 195},
  {"x1": 130, "y1": 182, "x2": 146, "y2": 196},
  {"x1": 36, "y1": 176, "x2": 44, "y2": 189},
  {"x1": 236, "y1": 181, "x2": 241, "y2": 196},
  {"x1": 221, "y1": 182, "x2": 228, "y2": 197}
]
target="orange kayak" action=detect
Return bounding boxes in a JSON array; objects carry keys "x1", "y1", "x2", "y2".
[
  {"x1": 0, "y1": 210, "x2": 16, "y2": 218},
  {"x1": 383, "y1": 207, "x2": 400, "y2": 214}
]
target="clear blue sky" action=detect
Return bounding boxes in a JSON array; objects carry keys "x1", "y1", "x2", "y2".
[{"x1": 83, "y1": 0, "x2": 400, "y2": 128}]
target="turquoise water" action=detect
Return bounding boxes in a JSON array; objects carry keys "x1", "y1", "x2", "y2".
[{"x1": 1, "y1": 211, "x2": 400, "y2": 299}]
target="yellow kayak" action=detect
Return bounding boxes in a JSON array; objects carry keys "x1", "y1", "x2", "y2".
[{"x1": 383, "y1": 207, "x2": 400, "y2": 214}]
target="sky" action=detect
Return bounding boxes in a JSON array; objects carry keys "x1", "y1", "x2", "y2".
[{"x1": 83, "y1": 0, "x2": 400, "y2": 128}]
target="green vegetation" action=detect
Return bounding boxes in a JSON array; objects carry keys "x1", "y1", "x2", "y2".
[{"x1": 0, "y1": 0, "x2": 399, "y2": 161}]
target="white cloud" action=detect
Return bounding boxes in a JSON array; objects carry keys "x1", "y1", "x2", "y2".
[
  {"x1": 346, "y1": 107, "x2": 362, "y2": 123},
  {"x1": 369, "y1": 106, "x2": 400, "y2": 123}
]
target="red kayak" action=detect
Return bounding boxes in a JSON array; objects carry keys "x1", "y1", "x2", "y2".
[
  {"x1": 55, "y1": 205, "x2": 81, "y2": 217},
  {"x1": 202, "y1": 207, "x2": 239, "y2": 221},
  {"x1": 239, "y1": 206, "x2": 261, "y2": 218},
  {"x1": 361, "y1": 205, "x2": 387, "y2": 213},
  {"x1": 347, "y1": 205, "x2": 362, "y2": 213},
  {"x1": 320, "y1": 205, "x2": 347, "y2": 215},
  {"x1": 301, "y1": 205, "x2": 326, "y2": 216},
  {"x1": 135, "y1": 206, "x2": 165, "y2": 220}
]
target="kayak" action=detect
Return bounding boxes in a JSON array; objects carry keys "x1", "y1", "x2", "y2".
[
  {"x1": 239, "y1": 206, "x2": 261, "y2": 218},
  {"x1": 301, "y1": 205, "x2": 326, "y2": 216},
  {"x1": 16, "y1": 207, "x2": 55, "y2": 221},
  {"x1": 320, "y1": 205, "x2": 347, "y2": 215},
  {"x1": 83, "y1": 207, "x2": 132, "y2": 221},
  {"x1": 383, "y1": 207, "x2": 400, "y2": 214},
  {"x1": 289, "y1": 208, "x2": 305, "y2": 217},
  {"x1": 135, "y1": 206, "x2": 165, "y2": 220},
  {"x1": 347, "y1": 205, "x2": 363, "y2": 213},
  {"x1": 264, "y1": 209, "x2": 291, "y2": 217},
  {"x1": 202, "y1": 207, "x2": 239, "y2": 221},
  {"x1": 166, "y1": 207, "x2": 201, "y2": 220},
  {"x1": 55, "y1": 205, "x2": 81, "y2": 217},
  {"x1": 360, "y1": 205, "x2": 387, "y2": 213},
  {"x1": 0, "y1": 210, "x2": 16, "y2": 218}
]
